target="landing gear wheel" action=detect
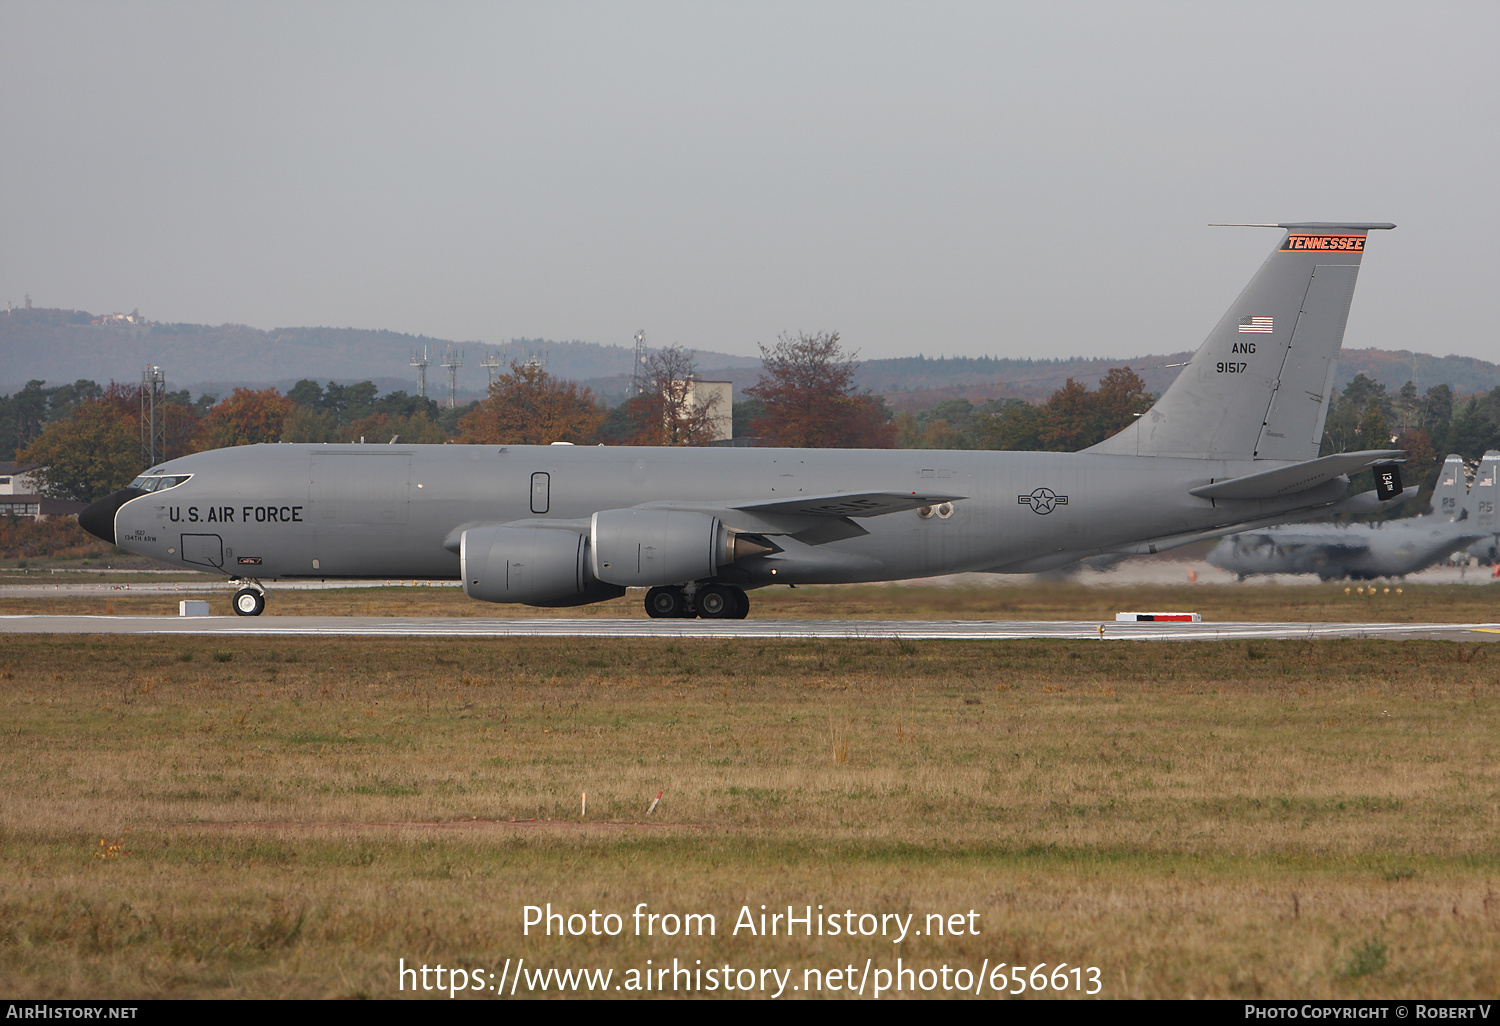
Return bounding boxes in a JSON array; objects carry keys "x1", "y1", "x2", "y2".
[
  {"x1": 696, "y1": 584, "x2": 739, "y2": 619},
  {"x1": 645, "y1": 586, "x2": 687, "y2": 618},
  {"x1": 730, "y1": 587, "x2": 750, "y2": 619},
  {"x1": 232, "y1": 587, "x2": 265, "y2": 617}
]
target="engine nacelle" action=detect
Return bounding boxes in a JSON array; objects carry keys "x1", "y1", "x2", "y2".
[
  {"x1": 590, "y1": 508, "x2": 724, "y2": 587},
  {"x1": 461, "y1": 524, "x2": 625, "y2": 607}
]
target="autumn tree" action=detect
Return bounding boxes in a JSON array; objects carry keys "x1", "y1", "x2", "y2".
[
  {"x1": 1090, "y1": 367, "x2": 1154, "y2": 440},
  {"x1": 16, "y1": 399, "x2": 140, "y2": 502},
  {"x1": 455, "y1": 361, "x2": 603, "y2": 445},
  {"x1": 609, "y1": 346, "x2": 723, "y2": 446},
  {"x1": 196, "y1": 388, "x2": 296, "y2": 449},
  {"x1": 745, "y1": 331, "x2": 895, "y2": 448},
  {"x1": 1038, "y1": 378, "x2": 1093, "y2": 451}
]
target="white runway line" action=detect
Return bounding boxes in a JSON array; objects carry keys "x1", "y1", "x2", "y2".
[{"x1": 0, "y1": 615, "x2": 1496, "y2": 641}]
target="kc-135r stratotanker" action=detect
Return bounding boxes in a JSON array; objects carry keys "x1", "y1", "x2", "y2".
[{"x1": 81, "y1": 222, "x2": 1407, "y2": 619}]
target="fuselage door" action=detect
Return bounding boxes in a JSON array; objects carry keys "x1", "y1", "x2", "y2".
[
  {"x1": 531, "y1": 472, "x2": 550, "y2": 515},
  {"x1": 181, "y1": 533, "x2": 224, "y2": 569}
]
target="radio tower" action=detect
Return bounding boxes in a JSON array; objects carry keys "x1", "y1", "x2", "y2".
[
  {"x1": 441, "y1": 344, "x2": 464, "y2": 407},
  {"x1": 411, "y1": 346, "x2": 431, "y2": 398},
  {"x1": 140, "y1": 366, "x2": 166, "y2": 466},
  {"x1": 479, "y1": 346, "x2": 503, "y2": 389},
  {"x1": 630, "y1": 329, "x2": 647, "y2": 396}
]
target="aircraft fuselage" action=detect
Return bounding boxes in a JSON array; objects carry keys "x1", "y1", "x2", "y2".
[{"x1": 103, "y1": 442, "x2": 1342, "y2": 586}]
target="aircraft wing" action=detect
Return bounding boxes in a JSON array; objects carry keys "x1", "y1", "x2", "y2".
[
  {"x1": 635, "y1": 491, "x2": 965, "y2": 546},
  {"x1": 1190, "y1": 449, "x2": 1405, "y2": 500},
  {"x1": 730, "y1": 491, "x2": 965, "y2": 517}
]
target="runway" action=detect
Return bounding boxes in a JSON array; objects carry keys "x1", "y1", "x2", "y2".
[{"x1": 2, "y1": 614, "x2": 1496, "y2": 641}]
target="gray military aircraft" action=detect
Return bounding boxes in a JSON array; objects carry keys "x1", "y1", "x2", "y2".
[
  {"x1": 81, "y1": 222, "x2": 1408, "y2": 619},
  {"x1": 1205, "y1": 454, "x2": 1488, "y2": 580}
]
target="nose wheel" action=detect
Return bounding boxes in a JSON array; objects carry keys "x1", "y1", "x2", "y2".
[{"x1": 232, "y1": 586, "x2": 266, "y2": 616}]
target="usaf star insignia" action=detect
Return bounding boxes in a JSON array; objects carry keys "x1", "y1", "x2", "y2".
[{"x1": 1018, "y1": 488, "x2": 1068, "y2": 515}]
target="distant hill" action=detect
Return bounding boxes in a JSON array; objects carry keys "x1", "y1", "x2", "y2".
[
  {"x1": 3, "y1": 306, "x2": 1495, "y2": 408},
  {"x1": 0, "y1": 308, "x2": 758, "y2": 403}
]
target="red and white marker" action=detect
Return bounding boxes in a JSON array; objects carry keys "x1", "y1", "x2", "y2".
[
  {"x1": 646, "y1": 791, "x2": 662, "y2": 816},
  {"x1": 1115, "y1": 612, "x2": 1202, "y2": 622}
]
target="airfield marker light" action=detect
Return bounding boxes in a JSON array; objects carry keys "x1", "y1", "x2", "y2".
[
  {"x1": 1188, "y1": 569, "x2": 1197, "y2": 583},
  {"x1": 1344, "y1": 587, "x2": 1351, "y2": 595},
  {"x1": 582, "y1": 792, "x2": 586, "y2": 819},
  {"x1": 647, "y1": 791, "x2": 662, "y2": 816},
  {"x1": 1396, "y1": 587, "x2": 1402, "y2": 594}
]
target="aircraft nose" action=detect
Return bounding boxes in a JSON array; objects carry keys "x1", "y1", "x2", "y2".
[{"x1": 78, "y1": 487, "x2": 145, "y2": 544}]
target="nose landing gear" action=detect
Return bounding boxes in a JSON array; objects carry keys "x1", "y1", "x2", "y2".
[{"x1": 231, "y1": 582, "x2": 266, "y2": 616}]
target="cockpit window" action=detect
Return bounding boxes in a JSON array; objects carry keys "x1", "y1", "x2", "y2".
[{"x1": 129, "y1": 474, "x2": 192, "y2": 492}]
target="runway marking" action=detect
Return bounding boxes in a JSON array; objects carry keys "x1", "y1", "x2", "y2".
[{"x1": 2, "y1": 615, "x2": 1497, "y2": 642}]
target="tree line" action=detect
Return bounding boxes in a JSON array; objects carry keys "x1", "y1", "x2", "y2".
[{"x1": 10, "y1": 332, "x2": 1500, "y2": 505}]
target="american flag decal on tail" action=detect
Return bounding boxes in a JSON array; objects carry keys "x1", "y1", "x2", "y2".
[{"x1": 1238, "y1": 316, "x2": 1273, "y2": 334}]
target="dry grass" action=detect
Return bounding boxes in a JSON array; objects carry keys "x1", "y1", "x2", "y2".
[{"x1": 1, "y1": 631, "x2": 1497, "y2": 999}]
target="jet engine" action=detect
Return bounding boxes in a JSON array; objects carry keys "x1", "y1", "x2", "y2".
[
  {"x1": 460, "y1": 524, "x2": 625, "y2": 606},
  {"x1": 589, "y1": 508, "x2": 771, "y2": 587}
]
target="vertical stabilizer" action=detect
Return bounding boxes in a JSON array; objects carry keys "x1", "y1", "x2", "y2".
[
  {"x1": 1468, "y1": 451, "x2": 1500, "y2": 533},
  {"x1": 1088, "y1": 222, "x2": 1395, "y2": 462},
  {"x1": 1429, "y1": 454, "x2": 1468, "y2": 520}
]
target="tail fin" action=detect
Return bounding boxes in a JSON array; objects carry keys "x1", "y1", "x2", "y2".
[
  {"x1": 1466, "y1": 451, "x2": 1500, "y2": 533},
  {"x1": 1429, "y1": 454, "x2": 1468, "y2": 519},
  {"x1": 1087, "y1": 222, "x2": 1395, "y2": 461}
]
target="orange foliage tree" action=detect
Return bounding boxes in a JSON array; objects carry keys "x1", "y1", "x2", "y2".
[
  {"x1": 15, "y1": 381, "x2": 206, "y2": 500},
  {"x1": 1039, "y1": 368, "x2": 1153, "y2": 451},
  {"x1": 456, "y1": 362, "x2": 603, "y2": 445},
  {"x1": 745, "y1": 332, "x2": 895, "y2": 448},
  {"x1": 16, "y1": 399, "x2": 140, "y2": 502},
  {"x1": 196, "y1": 388, "x2": 295, "y2": 449}
]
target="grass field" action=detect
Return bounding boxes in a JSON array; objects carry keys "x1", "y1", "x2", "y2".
[{"x1": 2, "y1": 587, "x2": 1498, "y2": 1000}]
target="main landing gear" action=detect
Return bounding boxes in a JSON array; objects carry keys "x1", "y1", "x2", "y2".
[
  {"x1": 231, "y1": 582, "x2": 266, "y2": 616},
  {"x1": 644, "y1": 584, "x2": 749, "y2": 619}
]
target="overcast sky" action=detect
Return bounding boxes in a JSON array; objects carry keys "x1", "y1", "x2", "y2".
[{"x1": 2, "y1": 1, "x2": 1495, "y2": 363}]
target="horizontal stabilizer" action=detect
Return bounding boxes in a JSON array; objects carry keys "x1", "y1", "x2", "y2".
[
  {"x1": 1189, "y1": 450, "x2": 1405, "y2": 501},
  {"x1": 733, "y1": 491, "x2": 964, "y2": 518},
  {"x1": 1330, "y1": 485, "x2": 1420, "y2": 515}
]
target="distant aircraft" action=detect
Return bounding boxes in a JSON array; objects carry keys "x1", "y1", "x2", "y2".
[
  {"x1": 1206, "y1": 454, "x2": 1488, "y2": 580},
  {"x1": 81, "y1": 222, "x2": 1408, "y2": 618}
]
